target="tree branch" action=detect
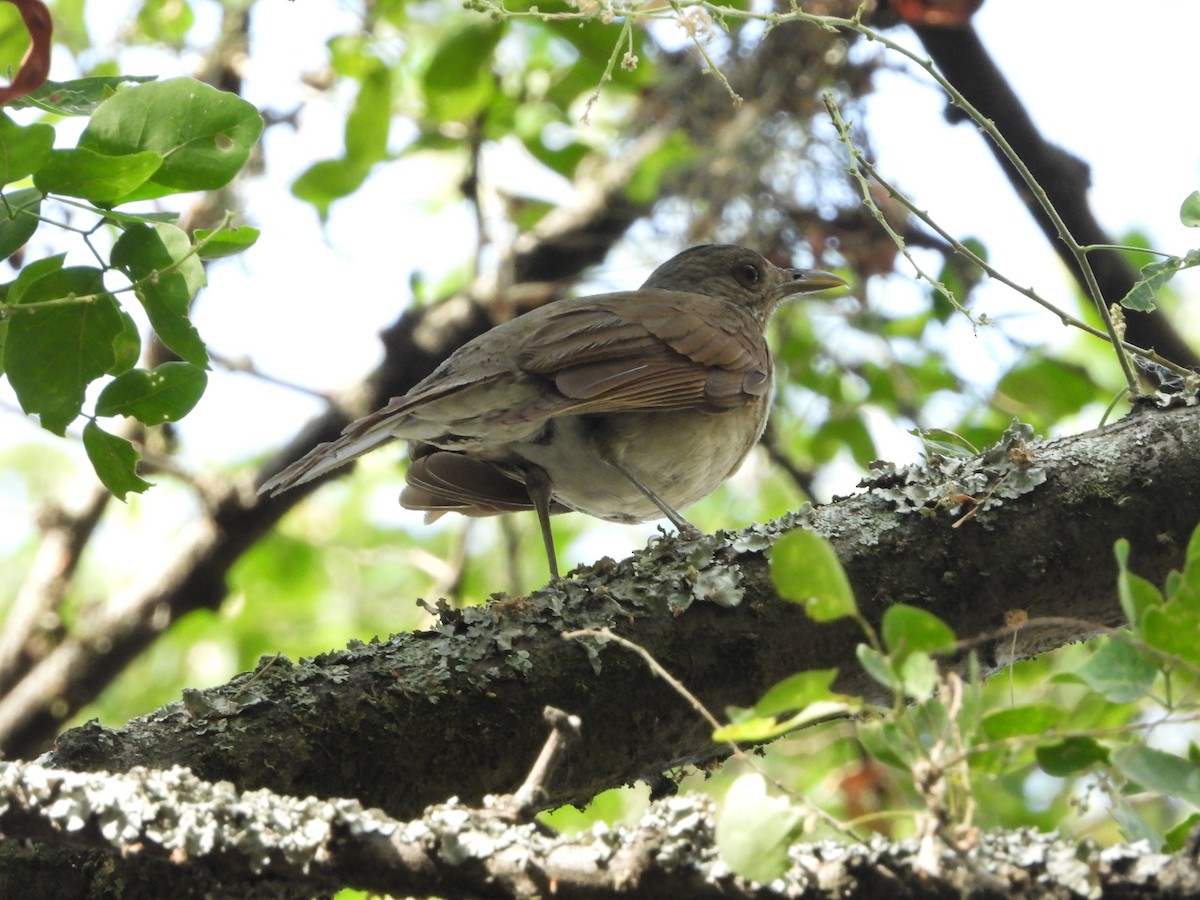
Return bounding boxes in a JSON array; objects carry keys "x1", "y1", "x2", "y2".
[
  {"x1": 41, "y1": 405, "x2": 1200, "y2": 822},
  {"x1": 2, "y1": 756, "x2": 1196, "y2": 898}
]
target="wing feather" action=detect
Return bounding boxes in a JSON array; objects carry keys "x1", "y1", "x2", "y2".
[{"x1": 518, "y1": 291, "x2": 770, "y2": 415}]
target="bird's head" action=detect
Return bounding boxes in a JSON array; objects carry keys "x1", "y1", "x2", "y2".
[{"x1": 642, "y1": 244, "x2": 846, "y2": 322}]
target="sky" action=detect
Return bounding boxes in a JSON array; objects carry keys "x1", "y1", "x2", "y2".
[{"x1": 1, "y1": 0, "x2": 1198, "y2": 562}]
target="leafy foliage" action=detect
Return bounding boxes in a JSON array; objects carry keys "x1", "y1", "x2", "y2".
[
  {"x1": 0, "y1": 76, "x2": 262, "y2": 497},
  {"x1": 709, "y1": 521, "x2": 1200, "y2": 880}
]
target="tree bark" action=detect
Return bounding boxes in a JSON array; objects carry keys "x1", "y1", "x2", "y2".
[
  {"x1": 41, "y1": 403, "x2": 1200, "y2": 822},
  {"x1": 3, "y1": 757, "x2": 1198, "y2": 899}
]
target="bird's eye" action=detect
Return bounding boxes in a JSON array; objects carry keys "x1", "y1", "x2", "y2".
[{"x1": 736, "y1": 263, "x2": 761, "y2": 286}]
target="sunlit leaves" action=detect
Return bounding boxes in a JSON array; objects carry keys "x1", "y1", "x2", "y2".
[
  {"x1": 715, "y1": 774, "x2": 804, "y2": 884},
  {"x1": 716, "y1": 668, "x2": 858, "y2": 743},
  {"x1": 82, "y1": 420, "x2": 153, "y2": 500},
  {"x1": 0, "y1": 112, "x2": 53, "y2": 183},
  {"x1": 1180, "y1": 190, "x2": 1200, "y2": 227},
  {"x1": 0, "y1": 187, "x2": 42, "y2": 260},
  {"x1": 34, "y1": 146, "x2": 163, "y2": 204},
  {"x1": 423, "y1": 21, "x2": 503, "y2": 121},
  {"x1": 768, "y1": 528, "x2": 857, "y2": 622},
  {"x1": 5, "y1": 266, "x2": 122, "y2": 434},
  {"x1": 78, "y1": 77, "x2": 264, "y2": 202},
  {"x1": 1064, "y1": 637, "x2": 1158, "y2": 704},
  {"x1": 0, "y1": 73, "x2": 260, "y2": 495},
  {"x1": 96, "y1": 362, "x2": 208, "y2": 425},
  {"x1": 293, "y1": 58, "x2": 393, "y2": 218},
  {"x1": 111, "y1": 222, "x2": 208, "y2": 367},
  {"x1": 194, "y1": 225, "x2": 260, "y2": 259}
]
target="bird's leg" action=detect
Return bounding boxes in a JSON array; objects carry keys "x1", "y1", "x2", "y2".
[
  {"x1": 524, "y1": 464, "x2": 561, "y2": 580},
  {"x1": 602, "y1": 454, "x2": 703, "y2": 541}
]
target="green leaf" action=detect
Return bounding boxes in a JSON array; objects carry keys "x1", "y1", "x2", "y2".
[
  {"x1": 5, "y1": 253, "x2": 65, "y2": 304},
  {"x1": 1180, "y1": 190, "x2": 1200, "y2": 227},
  {"x1": 1164, "y1": 813, "x2": 1200, "y2": 852},
  {"x1": 9, "y1": 76, "x2": 158, "y2": 116},
  {"x1": 291, "y1": 158, "x2": 371, "y2": 220},
  {"x1": 857, "y1": 719, "x2": 914, "y2": 770},
  {"x1": 1114, "y1": 539, "x2": 1163, "y2": 625},
  {"x1": 95, "y1": 362, "x2": 207, "y2": 424},
  {"x1": 0, "y1": 112, "x2": 54, "y2": 183},
  {"x1": 1120, "y1": 251, "x2": 1200, "y2": 312},
  {"x1": 981, "y1": 704, "x2": 1064, "y2": 740},
  {"x1": 856, "y1": 644, "x2": 899, "y2": 693},
  {"x1": 714, "y1": 698, "x2": 855, "y2": 743},
  {"x1": 1069, "y1": 635, "x2": 1159, "y2": 703},
  {"x1": 78, "y1": 77, "x2": 263, "y2": 201},
  {"x1": 716, "y1": 774, "x2": 803, "y2": 884},
  {"x1": 422, "y1": 21, "x2": 503, "y2": 121},
  {"x1": 5, "y1": 267, "x2": 122, "y2": 434},
  {"x1": 996, "y1": 357, "x2": 1099, "y2": 424},
  {"x1": 881, "y1": 604, "x2": 956, "y2": 659},
  {"x1": 111, "y1": 222, "x2": 208, "y2": 366},
  {"x1": 0, "y1": 187, "x2": 42, "y2": 260},
  {"x1": 715, "y1": 668, "x2": 858, "y2": 742},
  {"x1": 812, "y1": 414, "x2": 877, "y2": 469},
  {"x1": 1036, "y1": 737, "x2": 1109, "y2": 776},
  {"x1": 769, "y1": 529, "x2": 857, "y2": 621},
  {"x1": 1141, "y1": 602, "x2": 1200, "y2": 666},
  {"x1": 1115, "y1": 746, "x2": 1200, "y2": 807},
  {"x1": 755, "y1": 669, "x2": 840, "y2": 717},
  {"x1": 193, "y1": 225, "x2": 259, "y2": 259},
  {"x1": 138, "y1": 0, "x2": 195, "y2": 44},
  {"x1": 1170, "y1": 523, "x2": 1200, "y2": 609},
  {"x1": 626, "y1": 131, "x2": 696, "y2": 205},
  {"x1": 897, "y1": 651, "x2": 937, "y2": 700},
  {"x1": 82, "y1": 421, "x2": 153, "y2": 500},
  {"x1": 109, "y1": 311, "x2": 141, "y2": 375},
  {"x1": 1109, "y1": 796, "x2": 1163, "y2": 851},
  {"x1": 33, "y1": 147, "x2": 163, "y2": 204},
  {"x1": 345, "y1": 61, "x2": 392, "y2": 169}
]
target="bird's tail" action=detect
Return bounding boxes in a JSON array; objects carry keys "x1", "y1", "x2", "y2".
[{"x1": 258, "y1": 406, "x2": 403, "y2": 496}]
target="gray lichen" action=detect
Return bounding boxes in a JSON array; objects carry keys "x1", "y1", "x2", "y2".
[{"x1": 862, "y1": 419, "x2": 1048, "y2": 522}]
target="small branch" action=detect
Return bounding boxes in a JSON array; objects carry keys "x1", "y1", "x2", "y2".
[
  {"x1": 498, "y1": 706, "x2": 582, "y2": 818},
  {"x1": 0, "y1": 485, "x2": 110, "y2": 694},
  {"x1": 823, "y1": 94, "x2": 1194, "y2": 382}
]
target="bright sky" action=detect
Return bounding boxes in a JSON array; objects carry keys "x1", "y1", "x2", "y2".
[{"x1": 1, "y1": 0, "x2": 1197, "y2": 562}]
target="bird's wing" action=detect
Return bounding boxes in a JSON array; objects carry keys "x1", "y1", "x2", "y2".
[
  {"x1": 259, "y1": 289, "x2": 772, "y2": 495},
  {"x1": 516, "y1": 290, "x2": 771, "y2": 416},
  {"x1": 400, "y1": 444, "x2": 570, "y2": 518}
]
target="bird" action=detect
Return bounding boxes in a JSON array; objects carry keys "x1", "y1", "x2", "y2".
[{"x1": 259, "y1": 244, "x2": 846, "y2": 579}]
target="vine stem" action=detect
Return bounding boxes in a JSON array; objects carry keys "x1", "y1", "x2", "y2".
[{"x1": 823, "y1": 94, "x2": 1193, "y2": 381}]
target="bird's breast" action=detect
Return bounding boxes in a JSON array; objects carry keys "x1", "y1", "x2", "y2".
[{"x1": 513, "y1": 398, "x2": 772, "y2": 523}]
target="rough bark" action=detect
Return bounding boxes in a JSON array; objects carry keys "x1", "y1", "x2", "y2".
[
  {"x1": 3, "y1": 759, "x2": 1198, "y2": 899},
  {"x1": 40, "y1": 403, "x2": 1200, "y2": 823}
]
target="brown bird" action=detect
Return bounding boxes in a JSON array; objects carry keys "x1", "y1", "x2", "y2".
[{"x1": 259, "y1": 245, "x2": 846, "y2": 578}]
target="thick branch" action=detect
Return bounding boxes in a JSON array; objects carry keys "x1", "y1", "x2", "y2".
[
  {"x1": 45, "y1": 405, "x2": 1200, "y2": 821},
  {"x1": 2, "y1": 759, "x2": 1195, "y2": 899}
]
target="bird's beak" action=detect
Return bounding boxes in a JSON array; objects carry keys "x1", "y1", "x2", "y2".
[{"x1": 780, "y1": 268, "x2": 848, "y2": 297}]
